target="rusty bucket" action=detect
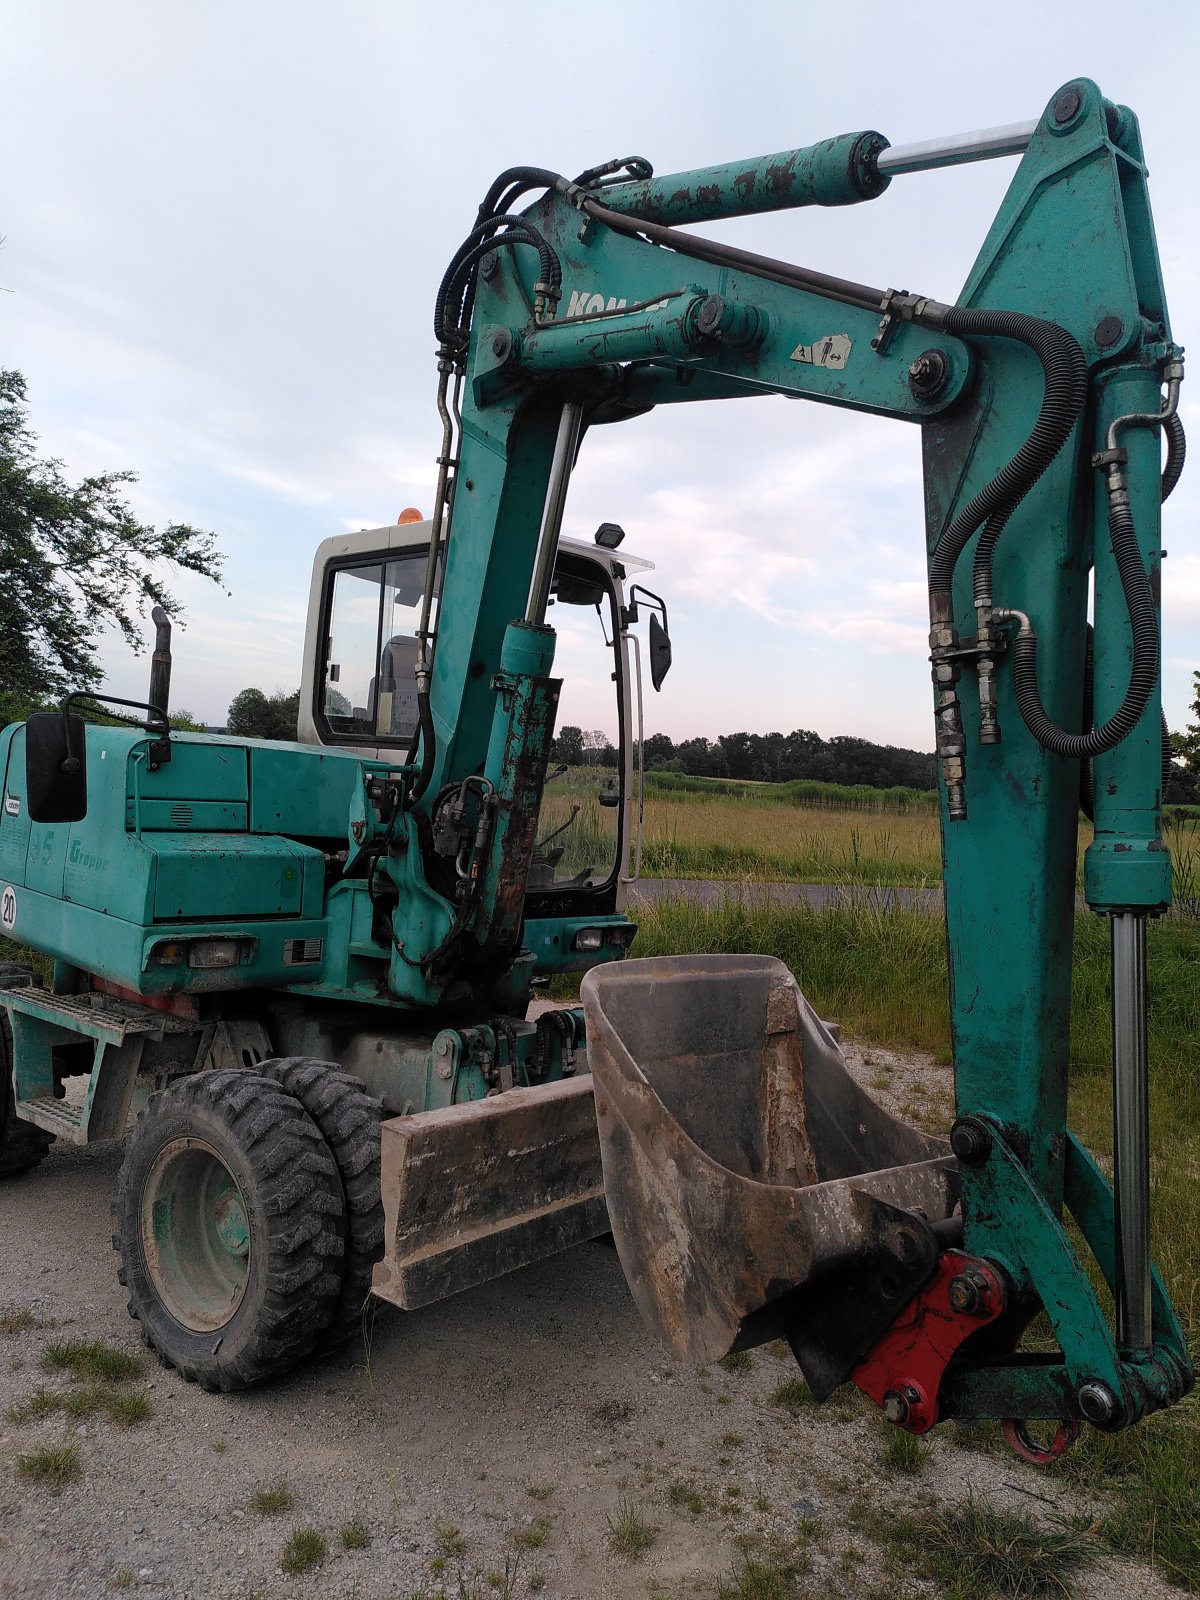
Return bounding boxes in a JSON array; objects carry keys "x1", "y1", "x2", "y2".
[{"x1": 582, "y1": 955, "x2": 959, "y2": 1395}]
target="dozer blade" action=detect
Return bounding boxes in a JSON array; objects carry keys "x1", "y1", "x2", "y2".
[
  {"x1": 582, "y1": 955, "x2": 959, "y2": 1393},
  {"x1": 372, "y1": 1075, "x2": 608, "y2": 1310}
]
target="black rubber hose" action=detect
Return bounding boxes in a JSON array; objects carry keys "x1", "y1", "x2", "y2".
[
  {"x1": 475, "y1": 166, "x2": 568, "y2": 226},
  {"x1": 1012, "y1": 493, "x2": 1158, "y2": 758},
  {"x1": 435, "y1": 221, "x2": 560, "y2": 346},
  {"x1": 922, "y1": 308, "x2": 1088, "y2": 598},
  {"x1": 407, "y1": 690, "x2": 437, "y2": 804},
  {"x1": 582, "y1": 192, "x2": 887, "y2": 313},
  {"x1": 1162, "y1": 411, "x2": 1186, "y2": 501}
]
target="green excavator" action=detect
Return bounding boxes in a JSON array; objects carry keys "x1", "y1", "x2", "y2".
[{"x1": 0, "y1": 77, "x2": 1191, "y2": 1458}]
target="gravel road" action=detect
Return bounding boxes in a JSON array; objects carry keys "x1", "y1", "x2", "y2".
[{"x1": 0, "y1": 1038, "x2": 1178, "y2": 1600}]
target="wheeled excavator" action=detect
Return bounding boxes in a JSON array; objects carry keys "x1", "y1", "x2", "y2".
[{"x1": 0, "y1": 77, "x2": 1192, "y2": 1456}]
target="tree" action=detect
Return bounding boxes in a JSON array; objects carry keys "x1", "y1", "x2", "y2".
[
  {"x1": 227, "y1": 687, "x2": 301, "y2": 741},
  {"x1": 0, "y1": 369, "x2": 223, "y2": 701},
  {"x1": 1167, "y1": 670, "x2": 1200, "y2": 804},
  {"x1": 553, "y1": 724, "x2": 584, "y2": 765}
]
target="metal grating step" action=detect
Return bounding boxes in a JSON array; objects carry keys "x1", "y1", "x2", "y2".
[{"x1": 18, "y1": 1095, "x2": 87, "y2": 1142}]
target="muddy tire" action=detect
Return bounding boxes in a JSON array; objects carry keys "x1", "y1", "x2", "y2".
[
  {"x1": 257, "y1": 1058, "x2": 384, "y2": 1352},
  {"x1": 0, "y1": 965, "x2": 54, "y2": 1178},
  {"x1": 112, "y1": 1069, "x2": 346, "y2": 1390}
]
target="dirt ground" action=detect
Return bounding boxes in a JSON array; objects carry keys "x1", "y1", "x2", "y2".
[{"x1": 0, "y1": 1037, "x2": 1180, "y2": 1600}]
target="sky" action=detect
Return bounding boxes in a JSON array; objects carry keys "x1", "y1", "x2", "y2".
[{"x1": 4, "y1": 1, "x2": 1200, "y2": 749}]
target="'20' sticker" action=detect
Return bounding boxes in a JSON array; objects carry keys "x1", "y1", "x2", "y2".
[{"x1": 0, "y1": 885, "x2": 16, "y2": 934}]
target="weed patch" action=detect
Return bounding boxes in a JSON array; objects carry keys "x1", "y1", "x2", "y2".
[
  {"x1": 867, "y1": 1494, "x2": 1093, "y2": 1598},
  {"x1": 340, "y1": 1516, "x2": 370, "y2": 1550},
  {"x1": 16, "y1": 1441, "x2": 81, "y2": 1490},
  {"x1": 512, "y1": 1516, "x2": 550, "y2": 1552},
  {"x1": 769, "y1": 1378, "x2": 814, "y2": 1414},
  {"x1": 436, "y1": 1522, "x2": 467, "y2": 1559},
  {"x1": 667, "y1": 1479, "x2": 707, "y2": 1515},
  {"x1": 607, "y1": 1493, "x2": 657, "y2": 1559},
  {"x1": 41, "y1": 1339, "x2": 141, "y2": 1385},
  {"x1": 716, "y1": 1547, "x2": 809, "y2": 1598},
  {"x1": 249, "y1": 1480, "x2": 294, "y2": 1515},
  {"x1": 280, "y1": 1526, "x2": 326, "y2": 1574},
  {"x1": 0, "y1": 1308, "x2": 51, "y2": 1336},
  {"x1": 881, "y1": 1427, "x2": 930, "y2": 1474}
]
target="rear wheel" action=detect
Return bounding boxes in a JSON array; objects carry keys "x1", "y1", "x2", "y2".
[
  {"x1": 113, "y1": 1069, "x2": 346, "y2": 1389},
  {"x1": 0, "y1": 965, "x2": 54, "y2": 1178},
  {"x1": 257, "y1": 1058, "x2": 384, "y2": 1352}
]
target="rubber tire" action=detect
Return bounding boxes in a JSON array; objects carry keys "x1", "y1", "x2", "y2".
[
  {"x1": 0, "y1": 965, "x2": 54, "y2": 1178},
  {"x1": 112, "y1": 1069, "x2": 346, "y2": 1390},
  {"x1": 257, "y1": 1057, "x2": 384, "y2": 1353}
]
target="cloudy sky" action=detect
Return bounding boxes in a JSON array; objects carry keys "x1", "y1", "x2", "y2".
[{"x1": 5, "y1": 1, "x2": 1199, "y2": 748}]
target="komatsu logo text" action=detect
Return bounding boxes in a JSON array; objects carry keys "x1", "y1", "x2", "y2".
[{"x1": 565, "y1": 289, "x2": 628, "y2": 318}]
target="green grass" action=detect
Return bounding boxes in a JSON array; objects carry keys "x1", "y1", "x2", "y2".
[
  {"x1": 715, "y1": 1548, "x2": 810, "y2": 1598},
  {"x1": 249, "y1": 1480, "x2": 294, "y2": 1515},
  {"x1": 40, "y1": 1338, "x2": 141, "y2": 1384},
  {"x1": 719, "y1": 1350, "x2": 754, "y2": 1374},
  {"x1": 280, "y1": 1526, "x2": 326, "y2": 1574},
  {"x1": 0, "y1": 1307, "x2": 52, "y2": 1335},
  {"x1": 769, "y1": 1378, "x2": 816, "y2": 1414},
  {"x1": 607, "y1": 1493, "x2": 657, "y2": 1559},
  {"x1": 16, "y1": 1441, "x2": 81, "y2": 1489},
  {"x1": 634, "y1": 896, "x2": 951, "y2": 1053},
  {"x1": 667, "y1": 1479, "x2": 707, "y2": 1515},
  {"x1": 340, "y1": 1516, "x2": 370, "y2": 1550},
  {"x1": 436, "y1": 1523, "x2": 467, "y2": 1558},
  {"x1": 869, "y1": 1496, "x2": 1094, "y2": 1598},
  {"x1": 10, "y1": 1381, "x2": 152, "y2": 1427},
  {"x1": 881, "y1": 1427, "x2": 931, "y2": 1475},
  {"x1": 512, "y1": 1516, "x2": 550, "y2": 1551}
]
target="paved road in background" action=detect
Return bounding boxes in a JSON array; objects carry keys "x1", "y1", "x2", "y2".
[{"x1": 627, "y1": 878, "x2": 944, "y2": 912}]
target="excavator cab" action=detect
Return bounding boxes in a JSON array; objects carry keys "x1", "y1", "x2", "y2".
[{"x1": 297, "y1": 519, "x2": 667, "y2": 918}]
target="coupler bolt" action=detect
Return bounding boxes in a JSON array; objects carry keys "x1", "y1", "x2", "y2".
[
  {"x1": 1077, "y1": 1381, "x2": 1120, "y2": 1426},
  {"x1": 948, "y1": 1270, "x2": 992, "y2": 1315},
  {"x1": 908, "y1": 349, "x2": 949, "y2": 402},
  {"x1": 950, "y1": 1116, "x2": 993, "y2": 1167},
  {"x1": 882, "y1": 1388, "x2": 910, "y2": 1425}
]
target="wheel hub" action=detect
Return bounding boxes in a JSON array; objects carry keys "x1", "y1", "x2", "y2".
[{"x1": 140, "y1": 1137, "x2": 251, "y2": 1333}]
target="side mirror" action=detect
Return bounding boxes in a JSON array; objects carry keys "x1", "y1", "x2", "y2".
[
  {"x1": 648, "y1": 613, "x2": 673, "y2": 691},
  {"x1": 25, "y1": 713, "x2": 88, "y2": 824}
]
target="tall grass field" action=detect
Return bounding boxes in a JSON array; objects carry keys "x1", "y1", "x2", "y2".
[{"x1": 539, "y1": 766, "x2": 1200, "y2": 895}]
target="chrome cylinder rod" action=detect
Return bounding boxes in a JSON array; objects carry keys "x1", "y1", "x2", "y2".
[
  {"x1": 526, "y1": 401, "x2": 584, "y2": 624},
  {"x1": 876, "y1": 119, "x2": 1037, "y2": 177},
  {"x1": 1111, "y1": 911, "x2": 1152, "y2": 1350}
]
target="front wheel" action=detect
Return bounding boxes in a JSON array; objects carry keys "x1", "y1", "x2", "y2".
[{"x1": 113, "y1": 1069, "x2": 346, "y2": 1390}]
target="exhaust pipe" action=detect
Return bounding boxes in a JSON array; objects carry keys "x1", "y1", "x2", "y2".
[{"x1": 148, "y1": 605, "x2": 172, "y2": 726}]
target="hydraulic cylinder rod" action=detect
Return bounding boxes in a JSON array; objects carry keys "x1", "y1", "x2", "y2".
[
  {"x1": 1111, "y1": 911, "x2": 1152, "y2": 1350},
  {"x1": 526, "y1": 401, "x2": 583, "y2": 625},
  {"x1": 876, "y1": 119, "x2": 1037, "y2": 175}
]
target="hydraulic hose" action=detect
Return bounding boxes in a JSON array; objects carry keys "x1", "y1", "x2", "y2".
[
  {"x1": 474, "y1": 166, "x2": 571, "y2": 227},
  {"x1": 435, "y1": 218, "x2": 560, "y2": 348},
  {"x1": 920, "y1": 308, "x2": 1089, "y2": 598},
  {"x1": 1162, "y1": 411, "x2": 1186, "y2": 501},
  {"x1": 1002, "y1": 365, "x2": 1183, "y2": 764},
  {"x1": 999, "y1": 490, "x2": 1158, "y2": 758}
]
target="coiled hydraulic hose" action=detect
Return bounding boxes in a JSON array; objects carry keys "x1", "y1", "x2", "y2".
[
  {"x1": 1162, "y1": 411, "x2": 1186, "y2": 501},
  {"x1": 999, "y1": 371, "x2": 1183, "y2": 762},
  {"x1": 920, "y1": 309, "x2": 1089, "y2": 600},
  {"x1": 998, "y1": 480, "x2": 1157, "y2": 758},
  {"x1": 435, "y1": 214, "x2": 561, "y2": 350}
]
